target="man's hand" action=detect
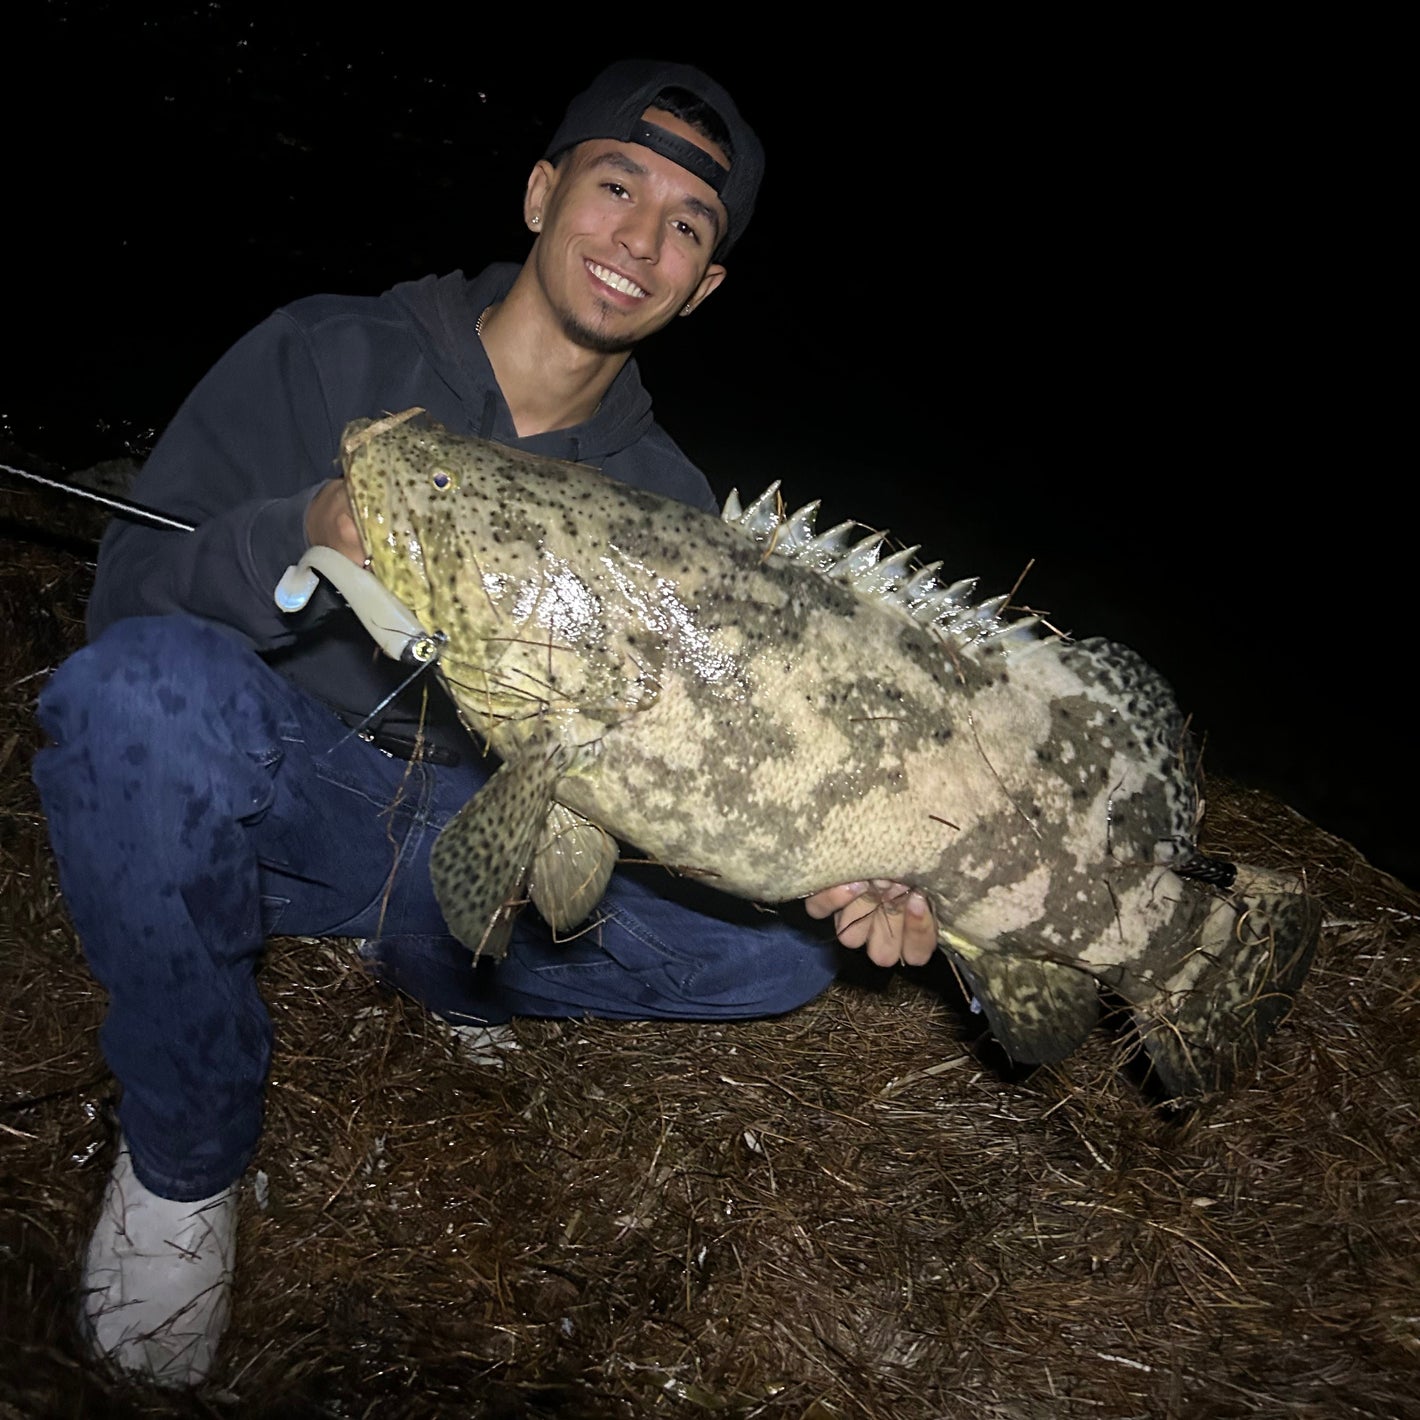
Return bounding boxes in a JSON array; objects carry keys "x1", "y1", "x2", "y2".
[
  {"x1": 305, "y1": 478, "x2": 367, "y2": 566},
  {"x1": 804, "y1": 880, "x2": 937, "y2": 967}
]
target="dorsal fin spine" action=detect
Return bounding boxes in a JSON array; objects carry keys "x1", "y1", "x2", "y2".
[{"x1": 720, "y1": 486, "x2": 1048, "y2": 661}]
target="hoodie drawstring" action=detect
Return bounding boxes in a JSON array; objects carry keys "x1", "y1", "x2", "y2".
[{"x1": 477, "y1": 390, "x2": 497, "y2": 440}]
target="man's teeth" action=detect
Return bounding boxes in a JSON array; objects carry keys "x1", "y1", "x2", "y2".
[{"x1": 588, "y1": 262, "x2": 647, "y2": 299}]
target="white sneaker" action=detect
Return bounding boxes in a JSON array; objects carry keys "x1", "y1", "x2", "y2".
[{"x1": 78, "y1": 1139, "x2": 237, "y2": 1387}]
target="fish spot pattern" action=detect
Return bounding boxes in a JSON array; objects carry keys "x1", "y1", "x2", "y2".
[{"x1": 337, "y1": 414, "x2": 1320, "y2": 1095}]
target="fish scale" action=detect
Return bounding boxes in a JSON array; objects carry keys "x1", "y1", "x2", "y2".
[{"x1": 328, "y1": 410, "x2": 1319, "y2": 1098}]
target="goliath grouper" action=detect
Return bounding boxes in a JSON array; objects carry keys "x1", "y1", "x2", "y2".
[{"x1": 276, "y1": 410, "x2": 1319, "y2": 1096}]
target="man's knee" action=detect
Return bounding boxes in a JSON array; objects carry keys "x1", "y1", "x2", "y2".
[
  {"x1": 498, "y1": 889, "x2": 841, "y2": 1021},
  {"x1": 33, "y1": 615, "x2": 288, "y2": 846},
  {"x1": 39, "y1": 615, "x2": 256, "y2": 742},
  {"x1": 710, "y1": 922, "x2": 840, "y2": 1015},
  {"x1": 583, "y1": 870, "x2": 842, "y2": 1019}
]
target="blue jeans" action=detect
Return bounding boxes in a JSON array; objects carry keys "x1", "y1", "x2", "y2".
[{"x1": 34, "y1": 616, "x2": 840, "y2": 1199}]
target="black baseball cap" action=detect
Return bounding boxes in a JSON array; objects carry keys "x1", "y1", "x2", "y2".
[{"x1": 545, "y1": 59, "x2": 764, "y2": 257}]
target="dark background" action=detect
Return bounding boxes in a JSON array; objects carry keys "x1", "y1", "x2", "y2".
[{"x1": 7, "y1": 7, "x2": 1407, "y2": 884}]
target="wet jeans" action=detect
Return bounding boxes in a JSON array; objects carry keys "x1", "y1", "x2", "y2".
[{"x1": 34, "y1": 616, "x2": 840, "y2": 1199}]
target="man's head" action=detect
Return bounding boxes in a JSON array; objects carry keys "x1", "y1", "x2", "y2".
[
  {"x1": 544, "y1": 60, "x2": 764, "y2": 260},
  {"x1": 522, "y1": 61, "x2": 763, "y2": 355}
]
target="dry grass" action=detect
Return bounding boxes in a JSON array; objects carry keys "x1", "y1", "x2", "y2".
[{"x1": 2, "y1": 479, "x2": 1417, "y2": 1418}]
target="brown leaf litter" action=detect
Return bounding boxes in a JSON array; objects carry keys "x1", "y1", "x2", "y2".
[{"x1": 2, "y1": 478, "x2": 1417, "y2": 1418}]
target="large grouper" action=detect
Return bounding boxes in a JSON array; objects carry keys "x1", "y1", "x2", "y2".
[{"x1": 276, "y1": 409, "x2": 1319, "y2": 1097}]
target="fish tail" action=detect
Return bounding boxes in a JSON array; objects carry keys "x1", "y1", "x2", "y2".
[{"x1": 1129, "y1": 864, "x2": 1320, "y2": 1097}]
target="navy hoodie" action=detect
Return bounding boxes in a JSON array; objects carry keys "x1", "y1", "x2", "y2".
[{"x1": 89, "y1": 265, "x2": 717, "y2": 753}]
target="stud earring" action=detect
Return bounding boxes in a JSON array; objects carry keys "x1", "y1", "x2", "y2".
[
  {"x1": 530, "y1": 215, "x2": 541, "y2": 226},
  {"x1": 682, "y1": 303, "x2": 693, "y2": 315}
]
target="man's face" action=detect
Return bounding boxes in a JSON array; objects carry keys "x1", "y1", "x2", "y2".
[{"x1": 526, "y1": 107, "x2": 730, "y2": 353}]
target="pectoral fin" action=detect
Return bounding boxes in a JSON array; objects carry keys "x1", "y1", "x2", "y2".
[
  {"x1": 944, "y1": 932, "x2": 1101, "y2": 1065},
  {"x1": 528, "y1": 802, "x2": 619, "y2": 933},
  {"x1": 430, "y1": 735, "x2": 566, "y2": 959}
]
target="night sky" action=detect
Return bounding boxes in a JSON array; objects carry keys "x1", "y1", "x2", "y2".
[{"x1": 8, "y1": 10, "x2": 1407, "y2": 884}]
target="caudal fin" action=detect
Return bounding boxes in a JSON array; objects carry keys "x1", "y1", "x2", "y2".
[{"x1": 1130, "y1": 864, "x2": 1321, "y2": 1097}]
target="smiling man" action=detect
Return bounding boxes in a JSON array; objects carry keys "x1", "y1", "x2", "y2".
[
  {"x1": 35, "y1": 59, "x2": 933, "y2": 1389},
  {"x1": 469, "y1": 82, "x2": 736, "y2": 439},
  {"x1": 524, "y1": 112, "x2": 729, "y2": 353}
]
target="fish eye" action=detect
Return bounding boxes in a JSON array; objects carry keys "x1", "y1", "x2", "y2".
[{"x1": 432, "y1": 469, "x2": 453, "y2": 490}]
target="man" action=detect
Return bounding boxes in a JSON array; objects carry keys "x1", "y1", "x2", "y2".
[{"x1": 35, "y1": 59, "x2": 935, "y2": 1388}]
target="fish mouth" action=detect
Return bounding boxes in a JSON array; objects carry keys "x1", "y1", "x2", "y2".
[{"x1": 585, "y1": 260, "x2": 648, "y2": 301}]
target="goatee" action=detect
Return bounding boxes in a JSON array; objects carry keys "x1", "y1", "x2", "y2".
[{"x1": 557, "y1": 307, "x2": 637, "y2": 356}]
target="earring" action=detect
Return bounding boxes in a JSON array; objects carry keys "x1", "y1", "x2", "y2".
[
  {"x1": 530, "y1": 215, "x2": 541, "y2": 227},
  {"x1": 682, "y1": 303, "x2": 693, "y2": 315}
]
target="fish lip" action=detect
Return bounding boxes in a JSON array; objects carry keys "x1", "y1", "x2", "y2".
[{"x1": 584, "y1": 258, "x2": 650, "y2": 302}]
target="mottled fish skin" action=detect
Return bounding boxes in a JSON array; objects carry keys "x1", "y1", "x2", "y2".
[{"x1": 342, "y1": 412, "x2": 1319, "y2": 1096}]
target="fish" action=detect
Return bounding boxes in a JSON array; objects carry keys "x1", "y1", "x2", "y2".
[{"x1": 319, "y1": 409, "x2": 1319, "y2": 1097}]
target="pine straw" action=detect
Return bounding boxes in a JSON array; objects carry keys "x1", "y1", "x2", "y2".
[{"x1": 2, "y1": 485, "x2": 1418, "y2": 1419}]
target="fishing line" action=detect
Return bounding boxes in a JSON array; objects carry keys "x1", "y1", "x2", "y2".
[
  {"x1": 0, "y1": 460, "x2": 196, "y2": 532},
  {"x1": 328, "y1": 636, "x2": 448, "y2": 756}
]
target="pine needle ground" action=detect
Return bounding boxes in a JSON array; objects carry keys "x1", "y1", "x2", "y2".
[{"x1": 3, "y1": 478, "x2": 1416, "y2": 1419}]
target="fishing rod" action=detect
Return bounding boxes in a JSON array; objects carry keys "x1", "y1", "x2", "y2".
[
  {"x1": 1, "y1": 457, "x2": 439, "y2": 667},
  {"x1": 0, "y1": 459, "x2": 196, "y2": 532}
]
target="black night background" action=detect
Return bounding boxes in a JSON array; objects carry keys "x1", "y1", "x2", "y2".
[{"x1": 6, "y1": 9, "x2": 1408, "y2": 885}]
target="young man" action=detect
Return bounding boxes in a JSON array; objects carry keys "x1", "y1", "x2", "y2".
[{"x1": 35, "y1": 59, "x2": 935, "y2": 1388}]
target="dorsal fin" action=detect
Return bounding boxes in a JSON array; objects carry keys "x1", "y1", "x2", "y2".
[{"x1": 722, "y1": 487, "x2": 1052, "y2": 662}]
